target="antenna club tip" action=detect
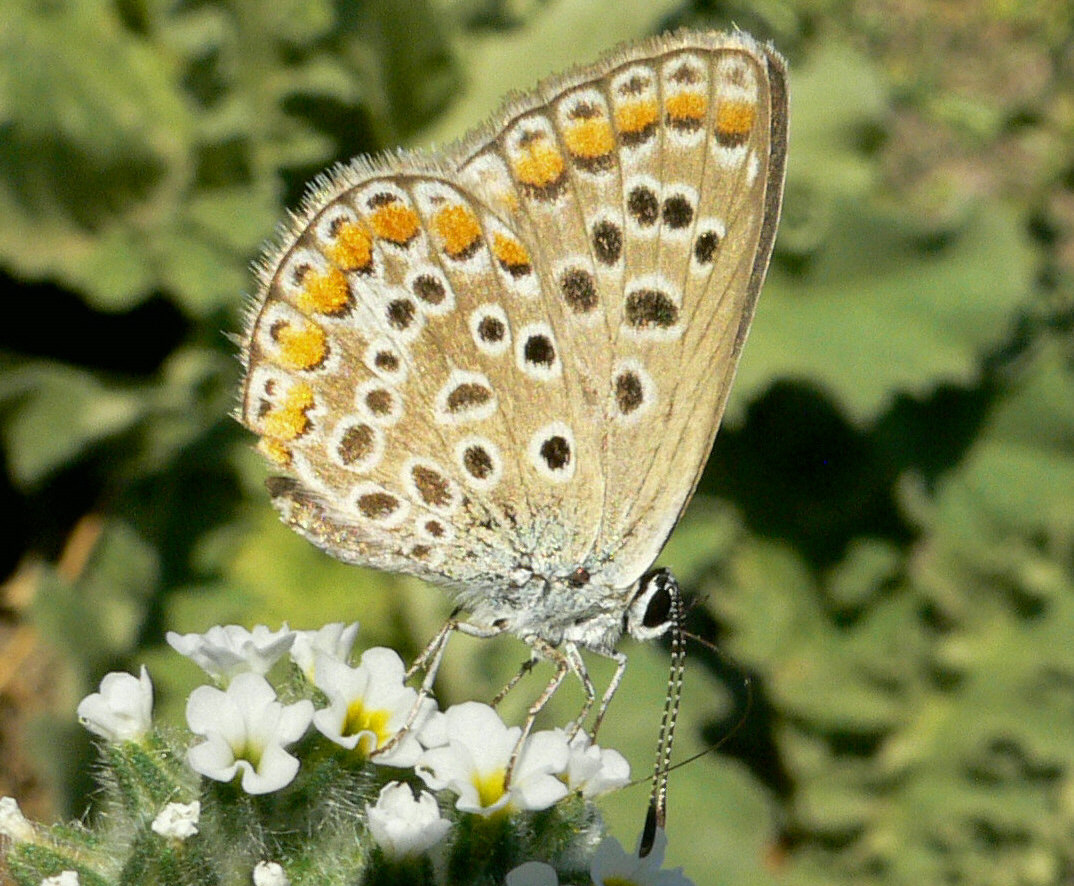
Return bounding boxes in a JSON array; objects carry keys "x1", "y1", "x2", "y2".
[{"x1": 639, "y1": 802, "x2": 662, "y2": 858}]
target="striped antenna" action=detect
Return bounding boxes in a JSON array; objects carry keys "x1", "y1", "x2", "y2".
[{"x1": 639, "y1": 579, "x2": 687, "y2": 857}]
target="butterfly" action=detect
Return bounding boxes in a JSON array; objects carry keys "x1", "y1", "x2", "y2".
[{"x1": 238, "y1": 27, "x2": 787, "y2": 842}]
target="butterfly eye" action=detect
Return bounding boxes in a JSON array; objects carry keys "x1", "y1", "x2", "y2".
[
  {"x1": 642, "y1": 582, "x2": 672, "y2": 628},
  {"x1": 625, "y1": 568, "x2": 679, "y2": 640}
]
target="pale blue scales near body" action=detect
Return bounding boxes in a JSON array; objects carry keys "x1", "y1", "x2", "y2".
[{"x1": 238, "y1": 27, "x2": 787, "y2": 831}]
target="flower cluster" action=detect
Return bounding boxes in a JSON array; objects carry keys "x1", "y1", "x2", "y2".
[
  {"x1": 162, "y1": 624, "x2": 632, "y2": 818},
  {"x1": 3, "y1": 622, "x2": 694, "y2": 886}
]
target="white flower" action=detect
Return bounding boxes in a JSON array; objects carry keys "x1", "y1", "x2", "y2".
[
  {"x1": 312, "y1": 647, "x2": 434, "y2": 767},
  {"x1": 290, "y1": 622, "x2": 360, "y2": 681},
  {"x1": 186, "y1": 673, "x2": 313, "y2": 794},
  {"x1": 563, "y1": 730, "x2": 631, "y2": 798},
  {"x1": 506, "y1": 861, "x2": 559, "y2": 886},
  {"x1": 40, "y1": 873, "x2": 79, "y2": 886},
  {"x1": 0, "y1": 796, "x2": 34, "y2": 842},
  {"x1": 76, "y1": 666, "x2": 153, "y2": 742},
  {"x1": 151, "y1": 800, "x2": 200, "y2": 839},
  {"x1": 252, "y1": 861, "x2": 290, "y2": 886},
  {"x1": 365, "y1": 781, "x2": 451, "y2": 859},
  {"x1": 416, "y1": 702, "x2": 569, "y2": 816},
  {"x1": 591, "y1": 829, "x2": 694, "y2": 886},
  {"x1": 167, "y1": 624, "x2": 295, "y2": 682}
]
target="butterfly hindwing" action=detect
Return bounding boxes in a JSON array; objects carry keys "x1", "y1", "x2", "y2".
[{"x1": 241, "y1": 165, "x2": 568, "y2": 587}]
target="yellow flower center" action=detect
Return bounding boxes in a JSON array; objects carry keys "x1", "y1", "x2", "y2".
[
  {"x1": 473, "y1": 768, "x2": 507, "y2": 808},
  {"x1": 342, "y1": 700, "x2": 392, "y2": 756}
]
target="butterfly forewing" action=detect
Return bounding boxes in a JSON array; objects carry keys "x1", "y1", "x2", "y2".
[
  {"x1": 597, "y1": 37, "x2": 786, "y2": 584},
  {"x1": 454, "y1": 31, "x2": 788, "y2": 589},
  {"x1": 239, "y1": 28, "x2": 786, "y2": 615}
]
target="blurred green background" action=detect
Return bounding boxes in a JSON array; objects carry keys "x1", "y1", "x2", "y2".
[{"x1": 1, "y1": 0, "x2": 1072, "y2": 883}]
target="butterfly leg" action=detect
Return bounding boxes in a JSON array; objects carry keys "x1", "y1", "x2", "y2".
[
  {"x1": 588, "y1": 649, "x2": 628, "y2": 739},
  {"x1": 491, "y1": 656, "x2": 539, "y2": 708},
  {"x1": 504, "y1": 638, "x2": 571, "y2": 788},
  {"x1": 563, "y1": 642, "x2": 596, "y2": 738},
  {"x1": 404, "y1": 609, "x2": 459, "y2": 683},
  {"x1": 376, "y1": 615, "x2": 507, "y2": 757}
]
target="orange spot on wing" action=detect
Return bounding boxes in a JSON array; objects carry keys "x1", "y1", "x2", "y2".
[
  {"x1": 716, "y1": 100, "x2": 756, "y2": 140},
  {"x1": 511, "y1": 138, "x2": 565, "y2": 188},
  {"x1": 296, "y1": 266, "x2": 350, "y2": 316},
  {"x1": 273, "y1": 320, "x2": 327, "y2": 371},
  {"x1": 563, "y1": 119, "x2": 615, "y2": 159},
  {"x1": 492, "y1": 234, "x2": 531, "y2": 271},
  {"x1": 371, "y1": 201, "x2": 421, "y2": 245},
  {"x1": 326, "y1": 221, "x2": 373, "y2": 272},
  {"x1": 615, "y1": 100, "x2": 659, "y2": 134},
  {"x1": 261, "y1": 382, "x2": 315, "y2": 441},
  {"x1": 434, "y1": 204, "x2": 483, "y2": 258},
  {"x1": 665, "y1": 91, "x2": 707, "y2": 122}
]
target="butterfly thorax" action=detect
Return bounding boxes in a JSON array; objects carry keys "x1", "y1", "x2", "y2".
[{"x1": 454, "y1": 569, "x2": 634, "y2": 654}]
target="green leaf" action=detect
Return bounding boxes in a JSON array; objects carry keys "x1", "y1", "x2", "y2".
[
  {"x1": 0, "y1": 0, "x2": 192, "y2": 305},
  {"x1": 926, "y1": 336, "x2": 1074, "y2": 539},
  {"x1": 740, "y1": 202, "x2": 1036, "y2": 423},
  {"x1": 0, "y1": 362, "x2": 145, "y2": 487}
]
